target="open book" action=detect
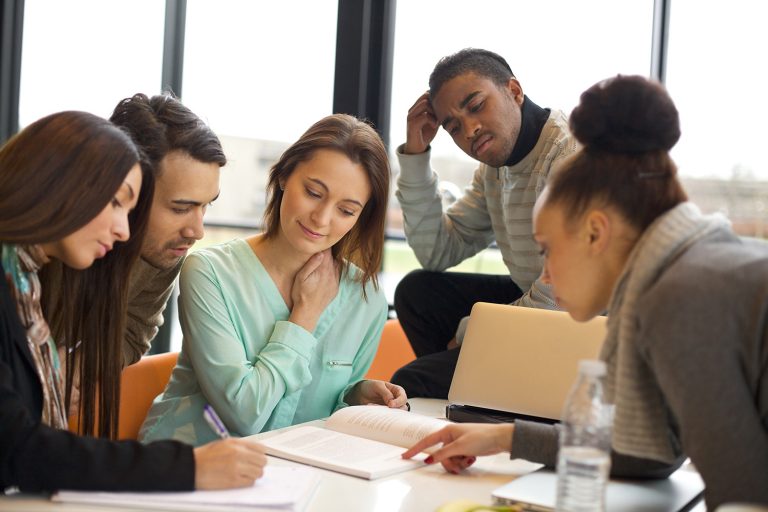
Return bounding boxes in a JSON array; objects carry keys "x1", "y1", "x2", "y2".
[{"x1": 258, "y1": 405, "x2": 448, "y2": 480}]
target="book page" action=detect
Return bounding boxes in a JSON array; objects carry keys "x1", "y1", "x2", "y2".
[
  {"x1": 260, "y1": 425, "x2": 425, "y2": 480},
  {"x1": 325, "y1": 405, "x2": 447, "y2": 449}
]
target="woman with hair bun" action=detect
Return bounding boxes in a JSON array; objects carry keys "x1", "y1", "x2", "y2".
[{"x1": 403, "y1": 75, "x2": 768, "y2": 509}]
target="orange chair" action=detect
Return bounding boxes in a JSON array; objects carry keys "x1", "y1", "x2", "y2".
[
  {"x1": 365, "y1": 319, "x2": 416, "y2": 381},
  {"x1": 75, "y1": 322, "x2": 410, "y2": 438},
  {"x1": 117, "y1": 351, "x2": 179, "y2": 439}
]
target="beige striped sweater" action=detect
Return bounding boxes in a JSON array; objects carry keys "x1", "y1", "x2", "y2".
[{"x1": 395, "y1": 110, "x2": 577, "y2": 340}]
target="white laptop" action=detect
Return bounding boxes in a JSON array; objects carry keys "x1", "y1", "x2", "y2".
[
  {"x1": 492, "y1": 467, "x2": 705, "y2": 512},
  {"x1": 446, "y1": 303, "x2": 607, "y2": 424}
]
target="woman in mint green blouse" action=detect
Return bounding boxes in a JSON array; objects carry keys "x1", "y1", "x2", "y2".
[{"x1": 140, "y1": 114, "x2": 406, "y2": 446}]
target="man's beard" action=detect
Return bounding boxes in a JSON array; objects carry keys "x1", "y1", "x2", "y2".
[{"x1": 144, "y1": 237, "x2": 196, "y2": 269}]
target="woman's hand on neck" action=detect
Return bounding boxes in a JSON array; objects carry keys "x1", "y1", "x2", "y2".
[
  {"x1": 248, "y1": 235, "x2": 340, "y2": 333},
  {"x1": 287, "y1": 250, "x2": 340, "y2": 333},
  {"x1": 248, "y1": 233, "x2": 311, "y2": 279}
]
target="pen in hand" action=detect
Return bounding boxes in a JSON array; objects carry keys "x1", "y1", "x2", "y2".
[{"x1": 203, "y1": 404, "x2": 231, "y2": 439}]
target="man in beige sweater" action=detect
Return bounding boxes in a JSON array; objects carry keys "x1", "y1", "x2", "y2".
[
  {"x1": 110, "y1": 93, "x2": 225, "y2": 366},
  {"x1": 392, "y1": 48, "x2": 577, "y2": 398}
]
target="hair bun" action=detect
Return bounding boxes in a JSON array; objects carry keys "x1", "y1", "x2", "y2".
[{"x1": 569, "y1": 75, "x2": 680, "y2": 154}]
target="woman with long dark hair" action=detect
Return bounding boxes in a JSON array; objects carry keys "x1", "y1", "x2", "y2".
[
  {"x1": 0, "y1": 111, "x2": 266, "y2": 491},
  {"x1": 40, "y1": 91, "x2": 227, "y2": 440}
]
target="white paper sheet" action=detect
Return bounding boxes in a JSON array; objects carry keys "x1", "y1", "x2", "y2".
[{"x1": 52, "y1": 465, "x2": 320, "y2": 511}]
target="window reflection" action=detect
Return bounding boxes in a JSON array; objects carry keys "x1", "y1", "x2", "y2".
[
  {"x1": 182, "y1": 0, "x2": 338, "y2": 229},
  {"x1": 666, "y1": 1, "x2": 768, "y2": 238},
  {"x1": 19, "y1": 0, "x2": 164, "y2": 126},
  {"x1": 387, "y1": 0, "x2": 654, "y2": 279}
]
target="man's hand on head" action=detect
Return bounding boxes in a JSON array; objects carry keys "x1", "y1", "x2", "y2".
[{"x1": 404, "y1": 91, "x2": 439, "y2": 155}]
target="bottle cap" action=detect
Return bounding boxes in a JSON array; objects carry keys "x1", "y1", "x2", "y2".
[{"x1": 578, "y1": 359, "x2": 606, "y2": 377}]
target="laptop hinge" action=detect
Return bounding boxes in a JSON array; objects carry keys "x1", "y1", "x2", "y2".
[{"x1": 445, "y1": 404, "x2": 559, "y2": 425}]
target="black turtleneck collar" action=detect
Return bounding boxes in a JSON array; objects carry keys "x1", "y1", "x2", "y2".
[{"x1": 504, "y1": 95, "x2": 550, "y2": 167}]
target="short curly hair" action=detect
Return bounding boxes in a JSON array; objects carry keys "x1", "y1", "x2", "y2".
[{"x1": 429, "y1": 48, "x2": 515, "y2": 99}]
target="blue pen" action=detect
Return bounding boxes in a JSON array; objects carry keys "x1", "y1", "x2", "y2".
[{"x1": 203, "y1": 404, "x2": 231, "y2": 439}]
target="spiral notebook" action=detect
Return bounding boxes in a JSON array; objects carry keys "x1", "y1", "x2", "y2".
[{"x1": 446, "y1": 303, "x2": 607, "y2": 424}]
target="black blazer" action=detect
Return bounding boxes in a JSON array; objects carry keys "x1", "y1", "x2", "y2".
[{"x1": 0, "y1": 261, "x2": 194, "y2": 492}]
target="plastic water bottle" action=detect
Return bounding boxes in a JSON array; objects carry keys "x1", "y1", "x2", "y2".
[{"x1": 555, "y1": 359, "x2": 613, "y2": 512}]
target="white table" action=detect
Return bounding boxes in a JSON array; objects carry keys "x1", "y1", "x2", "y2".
[
  {"x1": 247, "y1": 398, "x2": 542, "y2": 511},
  {"x1": 0, "y1": 398, "x2": 705, "y2": 512}
]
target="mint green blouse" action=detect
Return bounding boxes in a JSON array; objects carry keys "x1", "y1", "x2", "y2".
[{"x1": 139, "y1": 239, "x2": 388, "y2": 446}]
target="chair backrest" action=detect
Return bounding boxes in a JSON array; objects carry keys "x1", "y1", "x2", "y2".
[
  {"x1": 118, "y1": 351, "x2": 178, "y2": 439},
  {"x1": 364, "y1": 319, "x2": 415, "y2": 381}
]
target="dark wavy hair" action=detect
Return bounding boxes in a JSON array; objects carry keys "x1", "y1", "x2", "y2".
[
  {"x1": 546, "y1": 75, "x2": 688, "y2": 231},
  {"x1": 0, "y1": 111, "x2": 146, "y2": 440},
  {"x1": 262, "y1": 114, "x2": 390, "y2": 298},
  {"x1": 109, "y1": 92, "x2": 227, "y2": 174}
]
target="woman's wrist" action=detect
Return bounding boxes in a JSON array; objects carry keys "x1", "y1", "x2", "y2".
[{"x1": 287, "y1": 306, "x2": 319, "y2": 333}]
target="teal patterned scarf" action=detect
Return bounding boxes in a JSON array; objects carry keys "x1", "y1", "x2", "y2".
[{"x1": 1, "y1": 243, "x2": 67, "y2": 429}]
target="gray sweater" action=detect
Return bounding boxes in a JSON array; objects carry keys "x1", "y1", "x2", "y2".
[
  {"x1": 47, "y1": 256, "x2": 181, "y2": 367},
  {"x1": 511, "y1": 226, "x2": 768, "y2": 509}
]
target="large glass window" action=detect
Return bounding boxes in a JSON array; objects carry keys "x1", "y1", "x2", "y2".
[
  {"x1": 387, "y1": 0, "x2": 654, "y2": 280},
  {"x1": 19, "y1": 0, "x2": 164, "y2": 126},
  {"x1": 666, "y1": 1, "x2": 768, "y2": 237},
  {"x1": 182, "y1": 0, "x2": 338, "y2": 236}
]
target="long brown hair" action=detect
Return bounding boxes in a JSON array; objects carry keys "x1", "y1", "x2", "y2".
[
  {"x1": 0, "y1": 111, "x2": 138, "y2": 242},
  {"x1": 546, "y1": 75, "x2": 688, "y2": 231},
  {"x1": 40, "y1": 165, "x2": 153, "y2": 439},
  {"x1": 262, "y1": 114, "x2": 390, "y2": 297},
  {"x1": 48, "y1": 92, "x2": 225, "y2": 438},
  {"x1": 1, "y1": 111, "x2": 142, "y2": 439}
]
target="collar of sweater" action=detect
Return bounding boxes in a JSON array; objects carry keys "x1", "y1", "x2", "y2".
[
  {"x1": 601, "y1": 202, "x2": 731, "y2": 462},
  {"x1": 504, "y1": 95, "x2": 551, "y2": 167}
]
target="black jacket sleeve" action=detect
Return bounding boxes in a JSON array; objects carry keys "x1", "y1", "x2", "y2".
[{"x1": 0, "y1": 266, "x2": 195, "y2": 492}]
